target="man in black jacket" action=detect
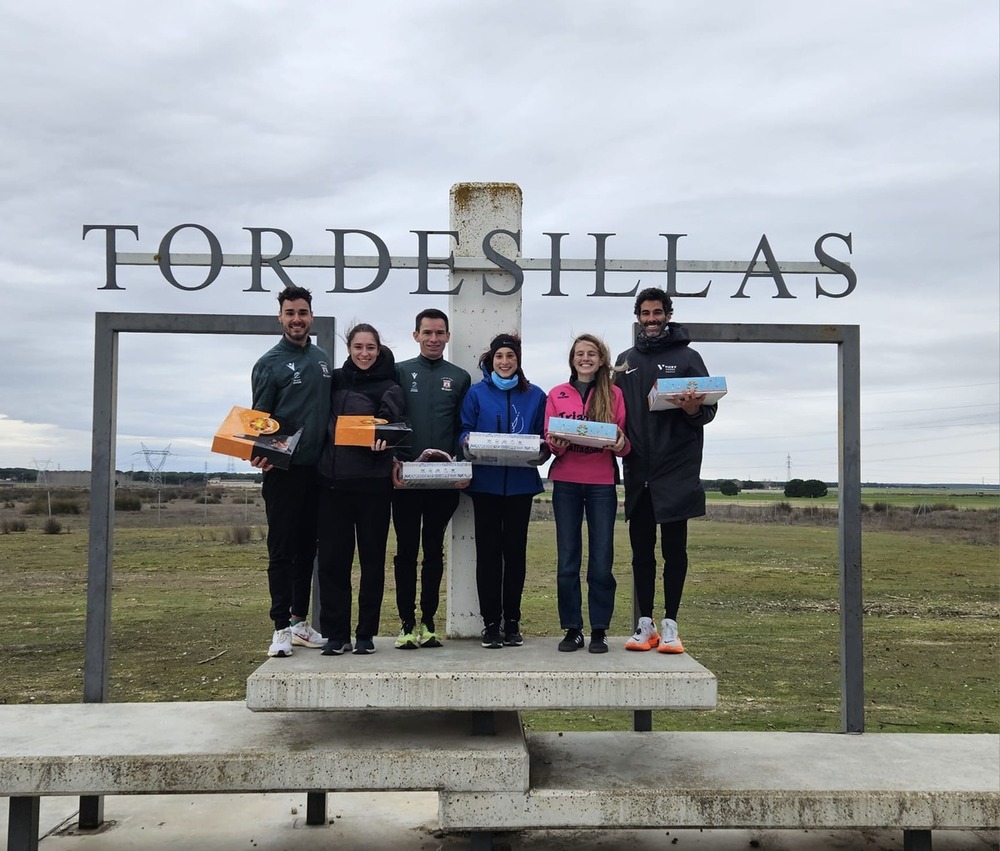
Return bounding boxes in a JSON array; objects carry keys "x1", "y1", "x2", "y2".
[
  {"x1": 390, "y1": 309, "x2": 471, "y2": 650},
  {"x1": 614, "y1": 287, "x2": 717, "y2": 655}
]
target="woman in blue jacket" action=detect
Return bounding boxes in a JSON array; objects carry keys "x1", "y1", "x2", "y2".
[{"x1": 460, "y1": 334, "x2": 547, "y2": 649}]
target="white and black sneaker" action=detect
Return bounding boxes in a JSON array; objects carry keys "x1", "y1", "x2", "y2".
[
  {"x1": 267, "y1": 628, "x2": 293, "y2": 658},
  {"x1": 321, "y1": 637, "x2": 352, "y2": 656},
  {"x1": 481, "y1": 624, "x2": 503, "y2": 649},
  {"x1": 503, "y1": 621, "x2": 523, "y2": 647},
  {"x1": 352, "y1": 637, "x2": 376, "y2": 655}
]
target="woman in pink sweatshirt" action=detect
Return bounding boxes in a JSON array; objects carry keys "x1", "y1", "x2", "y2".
[{"x1": 544, "y1": 334, "x2": 630, "y2": 654}]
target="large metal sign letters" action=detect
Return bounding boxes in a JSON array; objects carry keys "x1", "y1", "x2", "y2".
[{"x1": 83, "y1": 224, "x2": 855, "y2": 299}]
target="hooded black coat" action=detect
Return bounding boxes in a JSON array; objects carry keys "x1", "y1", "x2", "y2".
[
  {"x1": 316, "y1": 347, "x2": 404, "y2": 491},
  {"x1": 614, "y1": 323, "x2": 717, "y2": 523}
]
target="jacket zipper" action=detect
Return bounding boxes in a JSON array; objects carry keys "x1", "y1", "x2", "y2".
[{"x1": 502, "y1": 390, "x2": 510, "y2": 495}]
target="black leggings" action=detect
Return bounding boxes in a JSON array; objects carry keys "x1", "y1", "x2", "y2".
[{"x1": 470, "y1": 492, "x2": 533, "y2": 628}]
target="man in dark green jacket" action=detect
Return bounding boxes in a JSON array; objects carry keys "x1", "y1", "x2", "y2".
[
  {"x1": 251, "y1": 285, "x2": 332, "y2": 658},
  {"x1": 391, "y1": 309, "x2": 471, "y2": 649}
]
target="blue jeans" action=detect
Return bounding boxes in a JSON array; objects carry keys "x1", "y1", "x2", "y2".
[{"x1": 552, "y1": 481, "x2": 618, "y2": 631}]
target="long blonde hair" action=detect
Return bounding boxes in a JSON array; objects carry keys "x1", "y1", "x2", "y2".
[{"x1": 569, "y1": 334, "x2": 614, "y2": 423}]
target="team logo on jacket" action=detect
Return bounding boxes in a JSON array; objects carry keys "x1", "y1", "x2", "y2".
[
  {"x1": 441, "y1": 377, "x2": 453, "y2": 391},
  {"x1": 319, "y1": 362, "x2": 331, "y2": 377},
  {"x1": 410, "y1": 371, "x2": 419, "y2": 393},
  {"x1": 658, "y1": 364, "x2": 678, "y2": 374},
  {"x1": 286, "y1": 361, "x2": 302, "y2": 385}
]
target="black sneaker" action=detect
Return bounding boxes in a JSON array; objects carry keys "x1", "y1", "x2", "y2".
[
  {"x1": 558, "y1": 628, "x2": 584, "y2": 652},
  {"x1": 503, "y1": 622, "x2": 523, "y2": 647},
  {"x1": 481, "y1": 624, "x2": 503, "y2": 649},
  {"x1": 352, "y1": 637, "x2": 376, "y2": 655},
  {"x1": 589, "y1": 629, "x2": 609, "y2": 654},
  {"x1": 321, "y1": 637, "x2": 352, "y2": 656}
]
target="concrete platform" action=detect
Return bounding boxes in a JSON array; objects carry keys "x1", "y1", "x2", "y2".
[
  {"x1": 439, "y1": 731, "x2": 1000, "y2": 831},
  {"x1": 4, "y1": 792, "x2": 996, "y2": 850},
  {"x1": 246, "y1": 636, "x2": 717, "y2": 711},
  {"x1": 0, "y1": 702, "x2": 528, "y2": 795}
]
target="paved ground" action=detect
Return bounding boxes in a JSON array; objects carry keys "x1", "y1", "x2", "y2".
[{"x1": 3, "y1": 793, "x2": 996, "y2": 850}]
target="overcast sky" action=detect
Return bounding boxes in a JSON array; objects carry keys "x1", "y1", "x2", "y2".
[{"x1": 1, "y1": 0, "x2": 997, "y2": 485}]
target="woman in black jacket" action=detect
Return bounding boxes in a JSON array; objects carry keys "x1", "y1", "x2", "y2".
[{"x1": 317, "y1": 324, "x2": 404, "y2": 656}]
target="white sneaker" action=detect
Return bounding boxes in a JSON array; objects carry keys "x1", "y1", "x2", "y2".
[
  {"x1": 290, "y1": 620, "x2": 326, "y2": 648},
  {"x1": 267, "y1": 628, "x2": 293, "y2": 657},
  {"x1": 624, "y1": 616, "x2": 660, "y2": 651},
  {"x1": 657, "y1": 618, "x2": 685, "y2": 654}
]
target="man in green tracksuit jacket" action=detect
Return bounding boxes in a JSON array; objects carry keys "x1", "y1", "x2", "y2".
[
  {"x1": 390, "y1": 308, "x2": 471, "y2": 650},
  {"x1": 251, "y1": 285, "x2": 332, "y2": 658}
]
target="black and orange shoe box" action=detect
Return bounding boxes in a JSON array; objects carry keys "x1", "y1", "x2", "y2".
[{"x1": 211, "y1": 406, "x2": 302, "y2": 470}]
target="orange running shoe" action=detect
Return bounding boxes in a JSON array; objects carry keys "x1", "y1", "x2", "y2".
[
  {"x1": 656, "y1": 618, "x2": 685, "y2": 654},
  {"x1": 624, "y1": 617, "x2": 660, "y2": 651}
]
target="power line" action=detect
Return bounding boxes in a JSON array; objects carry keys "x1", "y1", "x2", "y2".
[
  {"x1": 31, "y1": 458, "x2": 52, "y2": 487},
  {"x1": 139, "y1": 443, "x2": 172, "y2": 487}
]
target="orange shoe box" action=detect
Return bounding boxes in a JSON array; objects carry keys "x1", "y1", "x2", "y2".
[
  {"x1": 211, "y1": 406, "x2": 302, "y2": 470},
  {"x1": 334, "y1": 415, "x2": 412, "y2": 448}
]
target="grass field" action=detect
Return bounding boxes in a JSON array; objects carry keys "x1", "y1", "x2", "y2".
[{"x1": 0, "y1": 484, "x2": 996, "y2": 735}]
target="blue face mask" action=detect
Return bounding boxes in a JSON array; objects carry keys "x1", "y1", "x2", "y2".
[{"x1": 491, "y1": 371, "x2": 519, "y2": 391}]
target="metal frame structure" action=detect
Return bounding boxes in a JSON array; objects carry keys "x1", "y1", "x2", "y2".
[
  {"x1": 627, "y1": 322, "x2": 863, "y2": 734},
  {"x1": 81, "y1": 312, "x2": 861, "y2": 824},
  {"x1": 84, "y1": 313, "x2": 862, "y2": 721},
  {"x1": 684, "y1": 322, "x2": 864, "y2": 735},
  {"x1": 83, "y1": 312, "x2": 336, "y2": 827}
]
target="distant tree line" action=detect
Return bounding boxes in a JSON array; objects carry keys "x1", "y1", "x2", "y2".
[
  {"x1": 703, "y1": 479, "x2": 766, "y2": 495},
  {"x1": 701, "y1": 478, "x2": 831, "y2": 498},
  {"x1": 0, "y1": 468, "x2": 36, "y2": 482},
  {"x1": 0, "y1": 469, "x2": 261, "y2": 486}
]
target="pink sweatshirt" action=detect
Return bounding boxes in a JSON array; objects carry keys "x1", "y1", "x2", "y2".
[{"x1": 543, "y1": 382, "x2": 630, "y2": 485}]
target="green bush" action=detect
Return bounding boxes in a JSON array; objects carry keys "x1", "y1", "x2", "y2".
[
  {"x1": 802, "y1": 479, "x2": 829, "y2": 498},
  {"x1": 1, "y1": 518, "x2": 28, "y2": 533},
  {"x1": 114, "y1": 493, "x2": 143, "y2": 511},
  {"x1": 42, "y1": 517, "x2": 61, "y2": 535},
  {"x1": 784, "y1": 479, "x2": 804, "y2": 497},
  {"x1": 22, "y1": 497, "x2": 80, "y2": 515},
  {"x1": 226, "y1": 525, "x2": 252, "y2": 545},
  {"x1": 783, "y1": 478, "x2": 828, "y2": 498}
]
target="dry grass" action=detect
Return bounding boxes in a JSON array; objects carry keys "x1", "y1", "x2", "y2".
[{"x1": 0, "y1": 483, "x2": 996, "y2": 735}]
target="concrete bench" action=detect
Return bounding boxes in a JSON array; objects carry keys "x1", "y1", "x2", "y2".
[
  {"x1": 439, "y1": 730, "x2": 1000, "y2": 851},
  {"x1": 0, "y1": 701, "x2": 527, "y2": 851}
]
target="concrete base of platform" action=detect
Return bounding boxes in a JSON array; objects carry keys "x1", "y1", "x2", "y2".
[
  {"x1": 3, "y1": 793, "x2": 996, "y2": 850},
  {"x1": 0, "y1": 703, "x2": 528, "y2": 795},
  {"x1": 246, "y1": 636, "x2": 717, "y2": 711},
  {"x1": 440, "y1": 731, "x2": 1000, "y2": 832}
]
